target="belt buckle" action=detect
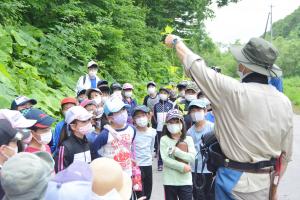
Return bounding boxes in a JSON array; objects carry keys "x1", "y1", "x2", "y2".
[{"x1": 224, "y1": 158, "x2": 230, "y2": 167}]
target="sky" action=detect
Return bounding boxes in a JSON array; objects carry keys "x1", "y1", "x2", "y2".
[{"x1": 205, "y1": 0, "x2": 300, "y2": 44}]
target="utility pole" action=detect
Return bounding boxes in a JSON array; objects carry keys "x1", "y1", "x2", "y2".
[{"x1": 270, "y1": 4, "x2": 273, "y2": 43}]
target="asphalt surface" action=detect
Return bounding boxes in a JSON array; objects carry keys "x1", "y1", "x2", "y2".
[{"x1": 151, "y1": 115, "x2": 300, "y2": 200}]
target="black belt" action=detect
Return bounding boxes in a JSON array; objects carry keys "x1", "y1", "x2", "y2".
[{"x1": 209, "y1": 142, "x2": 276, "y2": 172}]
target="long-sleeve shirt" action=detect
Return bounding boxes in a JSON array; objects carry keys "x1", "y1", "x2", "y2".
[
  {"x1": 51, "y1": 120, "x2": 65, "y2": 153},
  {"x1": 153, "y1": 100, "x2": 178, "y2": 132},
  {"x1": 75, "y1": 74, "x2": 101, "y2": 94},
  {"x1": 183, "y1": 52, "x2": 293, "y2": 193},
  {"x1": 160, "y1": 135, "x2": 196, "y2": 186}
]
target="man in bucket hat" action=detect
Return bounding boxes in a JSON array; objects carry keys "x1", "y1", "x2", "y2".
[{"x1": 165, "y1": 35, "x2": 293, "y2": 200}]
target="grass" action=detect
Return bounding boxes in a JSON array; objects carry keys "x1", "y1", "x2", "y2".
[{"x1": 284, "y1": 76, "x2": 300, "y2": 114}]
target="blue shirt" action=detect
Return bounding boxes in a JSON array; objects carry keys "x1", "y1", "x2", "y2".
[
  {"x1": 187, "y1": 121, "x2": 214, "y2": 173},
  {"x1": 52, "y1": 120, "x2": 65, "y2": 153},
  {"x1": 269, "y1": 77, "x2": 283, "y2": 92},
  {"x1": 86, "y1": 131, "x2": 99, "y2": 144},
  {"x1": 90, "y1": 78, "x2": 97, "y2": 88},
  {"x1": 134, "y1": 128, "x2": 156, "y2": 166},
  {"x1": 205, "y1": 112, "x2": 215, "y2": 123}
]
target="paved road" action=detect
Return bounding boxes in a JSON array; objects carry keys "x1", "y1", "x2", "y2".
[{"x1": 151, "y1": 115, "x2": 300, "y2": 200}]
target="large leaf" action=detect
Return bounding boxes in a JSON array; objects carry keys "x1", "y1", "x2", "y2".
[{"x1": 11, "y1": 30, "x2": 27, "y2": 47}]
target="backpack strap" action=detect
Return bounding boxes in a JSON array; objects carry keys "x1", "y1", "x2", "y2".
[{"x1": 83, "y1": 75, "x2": 86, "y2": 85}]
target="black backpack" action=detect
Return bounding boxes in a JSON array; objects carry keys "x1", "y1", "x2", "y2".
[{"x1": 200, "y1": 131, "x2": 225, "y2": 174}]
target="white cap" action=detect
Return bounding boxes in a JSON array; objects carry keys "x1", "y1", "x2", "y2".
[
  {"x1": 65, "y1": 106, "x2": 93, "y2": 125},
  {"x1": 0, "y1": 109, "x2": 37, "y2": 128},
  {"x1": 87, "y1": 60, "x2": 98, "y2": 68}
]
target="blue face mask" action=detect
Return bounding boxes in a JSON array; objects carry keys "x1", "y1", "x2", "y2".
[
  {"x1": 113, "y1": 110, "x2": 128, "y2": 126},
  {"x1": 20, "y1": 108, "x2": 31, "y2": 116}
]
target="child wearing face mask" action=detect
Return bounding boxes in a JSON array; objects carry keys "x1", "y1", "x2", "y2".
[
  {"x1": 132, "y1": 105, "x2": 156, "y2": 200},
  {"x1": 55, "y1": 106, "x2": 94, "y2": 172},
  {"x1": 153, "y1": 87, "x2": 178, "y2": 171},
  {"x1": 52, "y1": 97, "x2": 77, "y2": 153},
  {"x1": 24, "y1": 108, "x2": 55, "y2": 154},
  {"x1": 160, "y1": 109, "x2": 196, "y2": 200},
  {"x1": 91, "y1": 97, "x2": 136, "y2": 176},
  {"x1": 122, "y1": 83, "x2": 137, "y2": 124},
  {"x1": 187, "y1": 99, "x2": 215, "y2": 200}
]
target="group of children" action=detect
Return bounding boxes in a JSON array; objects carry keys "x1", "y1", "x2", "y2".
[{"x1": 1, "y1": 60, "x2": 216, "y2": 200}]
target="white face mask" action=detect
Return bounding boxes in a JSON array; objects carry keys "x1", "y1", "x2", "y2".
[
  {"x1": 135, "y1": 116, "x2": 148, "y2": 127},
  {"x1": 124, "y1": 91, "x2": 133, "y2": 98},
  {"x1": 39, "y1": 130, "x2": 52, "y2": 145},
  {"x1": 101, "y1": 96, "x2": 109, "y2": 104},
  {"x1": 237, "y1": 65, "x2": 247, "y2": 80},
  {"x1": 88, "y1": 69, "x2": 98, "y2": 78},
  {"x1": 185, "y1": 94, "x2": 197, "y2": 102},
  {"x1": 147, "y1": 87, "x2": 156, "y2": 95},
  {"x1": 179, "y1": 90, "x2": 185, "y2": 97},
  {"x1": 167, "y1": 123, "x2": 182, "y2": 134},
  {"x1": 159, "y1": 94, "x2": 168, "y2": 101},
  {"x1": 78, "y1": 123, "x2": 94, "y2": 135},
  {"x1": 91, "y1": 190, "x2": 122, "y2": 200},
  {"x1": 192, "y1": 111, "x2": 205, "y2": 122},
  {"x1": 94, "y1": 96, "x2": 102, "y2": 105}
]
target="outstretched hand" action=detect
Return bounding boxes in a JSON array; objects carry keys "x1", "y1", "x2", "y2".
[{"x1": 164, "y1": 34, "x2": 180, "y2": 48}]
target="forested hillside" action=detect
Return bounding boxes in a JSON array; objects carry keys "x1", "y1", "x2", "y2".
[
  {"x1": 0, "y1": 0, "x2": 237, "y2": 115},
  {"x1": 1, "y1": 0, "x2": 299, "y2": 115}
]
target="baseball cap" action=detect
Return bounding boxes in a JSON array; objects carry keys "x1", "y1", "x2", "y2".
[
  {"x1": 110, "y1": 82, "x2": 122, "y2": 91},
  {"x1": 147, "y1": 81, "x2": 156, "y2": 87},
  {"x1": 86, "y1": 88, "x2": 102, "y2": 98},
  {"x1": 185, "y1": 82, "x2": 200, "y2": 93},
  {"x1": 87, "y1": 60, "x2": 98, "y2": 68},
  {"x1": 24, "y1": 108, "x2": 55, "y2": 129},
  {"x1": 188, "y1": 99, "x2": 207, "y2": 110},
  {"x1": 177, "y1": 81, "x2": 188, "y2": 89},
  {"x1": 103, "y1": 97, "x2": 130, "y2": 116},
  {"x1": 45, "y1": 161, "x2": 92, "y2": 200},
  {"x1": 122, "y1": 83, "x2": 134, "y2": 90},
  {"x1": 0, "y1": 109, "x2": 37, "y2": 129},
  {"x1": 90, "y1": 157, "x2": 132, "y2": 200},
  {"x1": 166, "y1": 109, "x2": 184, "y2": 122},
  {"x1": 77, "y1": 89, "x2": 87, "y2": 97},
  {"x1": 159, "y1": 87, "x2": 170, "y2": 94},
  {"x1": 80, "y1": 99, "x2": 97, "y2": 108},
  {"x1": 61, "y1": 97, "x2": 77, "y2": 106},
  {"x1": 65, "y1": 106, "x2": 93, "y2": 125},
  {"x1": 0, "y1": 119, "x2": 31, "y2": 146},
  {"x1": 132, "y1": 105, "x2": 150, "y2": 117},
  {"x1": 97, "y1": 80, "x2": 108, "y2": 87},
  {"x1": 1, "y1": 152, "x2": 54, "y2": 200},
  {"x1": 10, "y1": 96, "x2": 37, "y2": 110}
]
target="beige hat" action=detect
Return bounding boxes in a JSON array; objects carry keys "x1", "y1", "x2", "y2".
[{"x1": 90, "y1": 157, "x2": 132, "y2": 200}]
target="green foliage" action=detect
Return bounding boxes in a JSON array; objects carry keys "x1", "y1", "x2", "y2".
[
  {"x1": 0, "y1": 0, "x2": 240, "y2": 116},
  {"x1": 271, "y1": 7, "x2": 300, "y2": 39},
  {"x1": 283, "y1": 76, "x2": 300, "y2": 111}
]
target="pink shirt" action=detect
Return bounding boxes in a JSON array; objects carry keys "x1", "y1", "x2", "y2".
[{"x1": 25, "y1": 145, "x2": 51, "y2": 154}]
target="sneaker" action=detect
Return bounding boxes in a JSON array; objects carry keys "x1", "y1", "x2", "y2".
[{"x1": 158, "y1": 165, "x2": 163, "y2": 171}]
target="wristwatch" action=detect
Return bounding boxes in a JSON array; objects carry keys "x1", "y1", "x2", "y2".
[{"x1": 172, "y1": 37, "x2": 181, "y2": 48}]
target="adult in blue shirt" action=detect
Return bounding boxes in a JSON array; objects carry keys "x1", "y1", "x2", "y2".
[
  {"x1": 269, "y1": 76, "x2": 283, "y2": 92},
  {"x1": 75, "y1": 60, "x2": 101, "y2": 94}
]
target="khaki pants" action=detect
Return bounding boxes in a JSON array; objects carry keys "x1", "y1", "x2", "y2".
[{"x1": 232, "y1": 187, "x2": 270, "y2": 200}]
